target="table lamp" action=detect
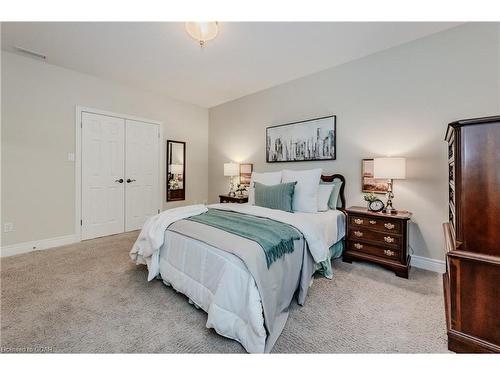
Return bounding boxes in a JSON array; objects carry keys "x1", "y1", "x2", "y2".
[
  {"x1": 373, "y1": 157, "x2": 406, "y2": 214},
  {"x1": 224, "y1": 162, "x2": 239, "y2": 197}
]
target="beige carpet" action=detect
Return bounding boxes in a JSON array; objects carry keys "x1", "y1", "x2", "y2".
[{"x1": 1, "y1": 231, "x2": 449, "y2": 353}]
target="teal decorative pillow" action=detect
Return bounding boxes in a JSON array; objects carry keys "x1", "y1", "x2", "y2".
[
  {"x1": 254, "y1": 181, "x2": 297, "y2": 212},
  {"x1": 326, "y1": 180, "x2": 343, "y2": 209}
]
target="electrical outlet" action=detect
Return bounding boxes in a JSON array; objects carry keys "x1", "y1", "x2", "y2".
[
  {"x1": 67, "y1": 152, "x2": 75, "y2": 161},
  {"x1": 4, "y1": 222, "x2": 14, "y2": 232}
]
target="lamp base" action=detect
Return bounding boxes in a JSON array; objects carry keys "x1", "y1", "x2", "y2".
[
  {"x1": 228, "y1": 176, "x2": 236, "y2": 197},
  {"x1": 384, "y1": 180, "x2": 396, "y2": 214}
]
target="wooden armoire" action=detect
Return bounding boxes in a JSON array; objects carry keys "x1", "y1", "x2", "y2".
[{"x1": 444, "y1": 115, "x2": 500, "y2": 353}]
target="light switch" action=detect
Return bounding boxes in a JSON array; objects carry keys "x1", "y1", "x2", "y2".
[{"x1": 67, "y1": 152, "x2": 75, "y2": 161}]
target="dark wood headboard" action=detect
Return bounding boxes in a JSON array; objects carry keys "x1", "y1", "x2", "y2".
[{"x1": 321, "y1": 174, "x2": 346, "y2": 210}]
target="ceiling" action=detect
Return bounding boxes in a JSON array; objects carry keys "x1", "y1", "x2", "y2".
[{"x1": 1, "y1": 22, "x2": 460, "y2": 108}]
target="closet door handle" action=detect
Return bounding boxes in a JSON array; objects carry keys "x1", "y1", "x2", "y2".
[
  {"x1": 115, "y1": 178, "x2": 124, "y2": 183},
  {"x1": 127, "y1": 178, "x2": 136, "y2": 183}
]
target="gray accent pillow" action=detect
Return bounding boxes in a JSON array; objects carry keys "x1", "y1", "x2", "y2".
[
  {"x1": 254, "y1": 181, "x2": 297, "y2": 212},
  {"x1": 322, "y1": 180, "x2": 343, "y2": 209}
]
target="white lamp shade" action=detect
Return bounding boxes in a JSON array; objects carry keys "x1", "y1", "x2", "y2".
[
  {"x1": 170, "y1": 164, "x2": 183, "y2": 174},
  {"x1": 224, "y1": 162, "x2": 239, "y2": 177},
  {"x1": 373, "y1": 157, "x2": 406, "y2": 179}
]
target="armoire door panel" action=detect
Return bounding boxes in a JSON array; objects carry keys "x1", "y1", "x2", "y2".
[
  {"x1": 455, "y1": 259, "x2": 500, "y2": 345},
  {"x1": 125, "y1": 120, "x2": 160, "y2": 232},
  {"x1": 81, "y1": 112, "x2": 125, "y2": 240},
  {"x1": 460, "y1": 123, "x2": 500, "y2": 256}
]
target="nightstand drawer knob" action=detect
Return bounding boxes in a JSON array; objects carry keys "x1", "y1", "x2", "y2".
[
  {"x1": 354, "y1": 243, "x2": 363, "y2": 249},
  {"x1": 384, "y1": 222, "x2": 395, "y2": 230},
  {"x1": 384, "y1": 236, "x2": 395, "y2": 243},
  {"x1": 369, "y1": 220, "x2": 377, "y2": 224},
  {"x1": 354, "y1": 231, "x2": 363, "y2": 237},
  {"x1": 384, "y1": 249, "x2": 395, "y2": 256},
  {"x1": 354, "y1": 218, "x2": 364, "y2": 225}
]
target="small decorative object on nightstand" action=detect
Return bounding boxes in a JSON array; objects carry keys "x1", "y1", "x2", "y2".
[
  {"x1": 344, "y1": 206, "x2": 412, "y2": 278},
  {"x1": 219, "y1": 194, "x2": 249, "y2": 204}
]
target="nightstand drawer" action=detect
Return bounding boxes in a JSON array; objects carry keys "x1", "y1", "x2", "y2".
[
  {"x1": 348, "y1": 228, "x2": 401, "y2": 248},
  {"x1": 349, "y1": 241, "x2": 400, "y2": 260},
  {"x1": 349, "y1": 215, "x2": 401, "y2": 233}
]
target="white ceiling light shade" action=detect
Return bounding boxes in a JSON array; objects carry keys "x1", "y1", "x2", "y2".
[{"x1": 185, "y1": 22, "x2": 218, "y2": 47}]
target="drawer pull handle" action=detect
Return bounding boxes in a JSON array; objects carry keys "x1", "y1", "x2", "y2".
[
  {"x1": 354, "y1": 243, "x2": 363, "y2": 250},
  {"x1": 354, "y1": 231, "x2": 363, "y2": 237},
  {"x1": 384, "y1": 236, "x2": 395, "y2": 243},
  {"x1": 369, "y1": 220, "x2": 377, "y2": 224},
  {"x1": 384, "y1": 223, "x2": 395, "y2": 230},
  {"x1": 354, "y1": 218, "x2": 364, "y2": 225},
  {"x1": 384, "y1": 249, "x2": 395, "y2": 256}
]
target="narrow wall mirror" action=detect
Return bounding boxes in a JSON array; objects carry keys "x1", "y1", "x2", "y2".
[{"x1": 167, "y1": 140, "x2": 186, "y2": 201}]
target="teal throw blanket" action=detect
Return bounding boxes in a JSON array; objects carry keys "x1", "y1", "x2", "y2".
[{"x1": 187, "y1": 209, "x2": 301, "y2": 268}]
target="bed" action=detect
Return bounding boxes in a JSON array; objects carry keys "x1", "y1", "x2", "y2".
[{"x1": 131, "y1": 174, "x2": 346, "y2": 353}]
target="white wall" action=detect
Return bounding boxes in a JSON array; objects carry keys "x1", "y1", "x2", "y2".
[
  {"x1": 208, "y1": 23, "x2": 500, "y2": 261},
  {"x1": 1, "y1": 51, "x2": 208, "y2": 247}
]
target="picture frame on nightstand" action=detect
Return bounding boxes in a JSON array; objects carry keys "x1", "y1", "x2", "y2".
[
  {"x1": 362, "y1": 158, "x2": 389, "y2": 194},
  {"x1": 239, "y1": 163, "x2": 253, "y2": 188}
]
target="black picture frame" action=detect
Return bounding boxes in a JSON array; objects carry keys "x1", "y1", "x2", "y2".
[{"x1": 266, "y1": 115, "x2": 336, "y2": 163}]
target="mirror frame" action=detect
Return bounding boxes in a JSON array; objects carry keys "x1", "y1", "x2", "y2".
[{"x1": 166, "y1": 140, "x2": 186, "y2": 202}]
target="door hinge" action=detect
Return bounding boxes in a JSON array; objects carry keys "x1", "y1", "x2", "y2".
[
  {"x1": 80, "y1": 219, "x2": 83, "y2": 226},
  {"x1": 158, "y1": 209, "x2": 160, "y2": 214},
  {"x1": 80, "y1": 121, "x2": 83, "y2": 128}
]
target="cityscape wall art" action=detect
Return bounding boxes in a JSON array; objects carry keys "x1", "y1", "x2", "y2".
[{"x1": 266, "y1": 115, "x2": 336, "y2": 162}]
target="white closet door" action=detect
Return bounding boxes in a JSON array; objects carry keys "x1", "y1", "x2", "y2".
[
  {"x1": 81, "y1": 112, "x2": 125, "y2": 240},
  {"x1": 125, "y1": 120, "x2": 160, "y2": 231}
]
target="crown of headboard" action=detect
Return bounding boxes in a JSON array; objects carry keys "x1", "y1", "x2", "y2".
[{"x1": 320, "y1": 174, "x2": 346, "y2": 210}]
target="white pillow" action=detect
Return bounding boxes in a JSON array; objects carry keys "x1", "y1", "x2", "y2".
[
  {"x1": 248, "y1": 171, "x2": 282, "y2": 205},
  {"x1": 282, "y1": 169, "x2": 322, "y2": 213},
  {"x1": 317, "y1": 184, "x2": 333, "y2": 212}
]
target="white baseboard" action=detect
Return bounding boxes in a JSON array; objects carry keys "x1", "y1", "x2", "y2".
[
  {"x1": 411, "y1": 255, "x2": 446, "y2": 274},
  {"x1": 0, "y1": 234, "x2": 79, "y2": 257}
]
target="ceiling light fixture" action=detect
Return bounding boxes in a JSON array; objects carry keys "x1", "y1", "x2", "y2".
[{"x1": 185, "y1": 22, "x2": 218, "y2": 47}]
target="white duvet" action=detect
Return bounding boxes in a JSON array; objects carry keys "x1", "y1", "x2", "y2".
[
  {"x1": 159, "y1": 231, "x2": 267, "y2": 352},
  {"x1": 130, "y1": 203, "x2": 345, "y2": 353},
  {"x1": 130, "y1": 204, "x2": 207, "y2": 281}
]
